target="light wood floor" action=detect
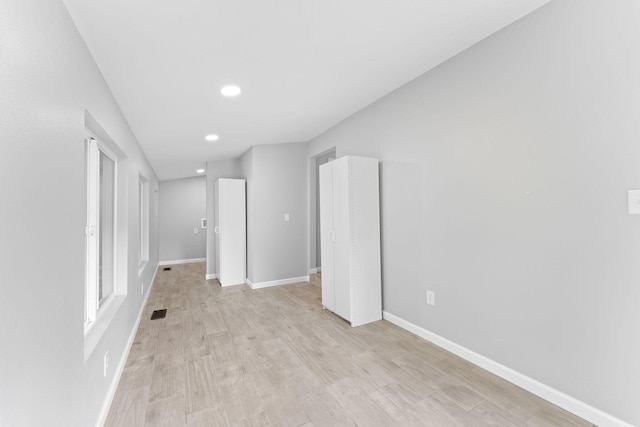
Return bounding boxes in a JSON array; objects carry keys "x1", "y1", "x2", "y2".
[{"x1": 105, "y1": 263, "x2": 594, "y2": 427}]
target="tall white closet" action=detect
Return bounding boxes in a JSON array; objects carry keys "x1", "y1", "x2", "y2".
[
  {"x1": 319, "y1": 155, "x2": 381, "y2": 327},
  {"x1": 214, "y1": 178, "x2": 246, "y2": 286}
]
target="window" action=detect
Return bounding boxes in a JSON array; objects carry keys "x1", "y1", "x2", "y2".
[
  {"x1": 85, "y1": 137, "x2": 117, "y2": 324},
  {"x1": 138, "y1": 173, "x2": 149, "y2": 271}
]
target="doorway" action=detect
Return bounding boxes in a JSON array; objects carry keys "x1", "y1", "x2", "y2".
[{"x1": 310, "y1": 148, "x2": 336, "y2": 274}]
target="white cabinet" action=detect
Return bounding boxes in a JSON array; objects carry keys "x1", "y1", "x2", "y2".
[
  {"x1": 214, "y1": 179, "x2": 246, "y2": 286},
  {"x1": 319, "y1": 156, "x2": 381, "y2": 327}
]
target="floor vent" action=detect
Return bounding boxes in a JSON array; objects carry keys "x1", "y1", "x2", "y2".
[
  {"x1": 163, "y1": 267, "x2": 172, "y2": 271},
  {"x1": 150, "y1": 309, "x2": 167, "y2": 320}
]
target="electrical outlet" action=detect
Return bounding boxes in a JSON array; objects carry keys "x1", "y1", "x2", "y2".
[
  {"x1": 629, "y1": 190, "x2": 640, "y2": 214},
  {"x1": 426, "y1": 290, "x2": 435, "y2": 306},
  {"x1": 103, "y1": 351, "x2": 109, "y2": 377}
]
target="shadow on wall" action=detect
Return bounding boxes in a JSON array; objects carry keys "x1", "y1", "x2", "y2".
[{"x1": 379, "y1": 160, "x2": 424, "y2": 314}]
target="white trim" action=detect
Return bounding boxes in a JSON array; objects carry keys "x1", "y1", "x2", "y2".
[
  {"x1": 310, "y1": 267, "x2": 320, "y2": 274},
  {"x1": 85, "y1": 137, "x2": 99, "y2": 323},
  {"x1": 94, "y1": 266, "x2": 158, "y2": 427},
  {"x1": 205, "y1": 273, "x2": 218, "y2": 280},
  {"x1": 246, "y1": 275, "x2": 309, "y2": 290},
  {"x1": 137, "y1": 173, "x2": 150, "y2": 270},
  {"x1": 382, "y1": 311, "x2": 634, "y2": 427},
  {"x1": 158, "y1": 258, "x2": 205, "y2": 266},
  {"x1": 220, "y1": 281, "x2": 246, "y2": 287},
  {"x1": 83, "y1": 295, "x2": 125, "y2": 361},
  {"x1": 137, "y1": 260, "x2": 148, "y2": 277}
]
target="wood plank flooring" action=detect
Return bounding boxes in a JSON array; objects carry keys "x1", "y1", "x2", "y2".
[{"x1": 105, "y1": 263, "x2": 594, "y2": 427}]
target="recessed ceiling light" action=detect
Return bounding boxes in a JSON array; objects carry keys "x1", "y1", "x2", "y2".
[
  {"x1": 196, "y1": 169, "x2": 205, "y2": 174},
  {"x1": 220, "y1": 85, "x2": 241, "y2": 97},
  {"x1": 205, "y1": 134, "x2": 219, "y2": 142}
]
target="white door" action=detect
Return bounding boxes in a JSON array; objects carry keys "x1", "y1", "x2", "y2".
[
  {"x1": 319, "y1": 163, "x2": 335, "y2": 310},
  {"x1": 332, "y1": 157, "x2": 351, "y2": 321},
  {"x1": 216, "y1": 179, "x2": 246, "y2": 286},
  {"x1": 214, "y1": 181, "x2": 221, "y2": 280}
]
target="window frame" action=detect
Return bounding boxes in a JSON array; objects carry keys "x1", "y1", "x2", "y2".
[
  {"x1": 138, "y1": 173, "x2": 149, "y2": 274},
  {"x1": 85, "y1": 136, "x2": 119, "y2": 326}
]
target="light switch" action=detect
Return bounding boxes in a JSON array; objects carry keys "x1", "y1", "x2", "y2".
[
  {"x1": 284, "y1": 213, "x2": 290, "y2": 222},
  {"x1": 426, "y1": 290, "x2": 435, "y2": 306},
  {"x1": 628, "y1": 190, "x2": 640, "y2": 214},
  {"x1": 193, "y1": 228, "x2": 199, "y2": 234}
]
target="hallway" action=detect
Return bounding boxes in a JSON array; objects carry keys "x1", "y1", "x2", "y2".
[{"x1": 105, "y1": 263, "x2": 592, "y2": 427}]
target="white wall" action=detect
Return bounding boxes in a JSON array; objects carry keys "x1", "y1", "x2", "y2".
[
  {"x1": 308, "y1": 1, "x2": 640, "y2": 425},
  {"x1": 205, "y1": 159, "x2": 241, "y2": 277},
  {"x1": 241, "y1": 143, "x2": 308, "y2": 284},
  {"x1": 0, "y1": 1, "x2": 159, "y2": 426},
  {"x1": 159, "y1": 176, "x2": 206, "y2": 263}
]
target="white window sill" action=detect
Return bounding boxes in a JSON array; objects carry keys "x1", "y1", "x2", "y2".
[{"x1": 84, "y1": 294, "x2": 126, "y2": 362}]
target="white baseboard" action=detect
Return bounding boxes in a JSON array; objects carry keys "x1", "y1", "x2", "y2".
[
  {"x1": 310, "y1": 267, "x2": 321, "y2": 274},
  {"x1": 95, "y1": 265, "x2": 158, "y2": 427},
  {"x1": 220, "y1": 280, "x2": 245, "y2": 287},
  {"x1": 205, "y1": 273, "x2": 217, "y2": 280},
  {"x1": 158, "y1": 258, "x2": 205, "y2": 266},
  {"x1": 246, "y1": 275, "x2": 309, "y2": 290},
  {"x1": 382, "y1": 311, "x2": 633, "y2": 427}
]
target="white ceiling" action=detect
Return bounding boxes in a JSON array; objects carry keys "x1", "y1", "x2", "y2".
[{"x1": 62, "y1": 0, "x2": 551, "y2": 181}]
